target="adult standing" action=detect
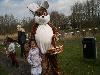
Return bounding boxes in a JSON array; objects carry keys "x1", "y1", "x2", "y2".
[{"x1": 17, "y1": 25, "x2": 26, "y2": 57}]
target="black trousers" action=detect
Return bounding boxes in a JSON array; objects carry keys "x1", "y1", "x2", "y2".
[{"x1": 20, "y1": 44, "x2": 25, "y2": 57}]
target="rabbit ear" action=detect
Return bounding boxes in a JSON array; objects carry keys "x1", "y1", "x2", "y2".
[
  {"x1": 41, "y1": 0, "x2": 49, "y2": 9},
  {"x1": 27, "y1": 3, "x2": 40, "y2": 12}
]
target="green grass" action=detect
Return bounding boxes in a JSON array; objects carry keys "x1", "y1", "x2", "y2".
[
  {"x1": 0, "y1": 33, "x2": 100, "y2": 75},
  {"x1": 58, "y1": 34, "x2": 100, "y2": 75},
  {"x1": 16, "y1": 47, "x2": 21, "y2": 58},
  {"x1": 0, "y1": 65, "x2": 10, "y2": 75}
]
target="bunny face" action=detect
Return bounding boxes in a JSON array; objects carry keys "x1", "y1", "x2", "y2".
[
  {"x1": 27, "y1": 1, "x2": 50, "y2": 25},
  {"x1": 34, "y1": 7, "x2": 50, "y2": 25}
]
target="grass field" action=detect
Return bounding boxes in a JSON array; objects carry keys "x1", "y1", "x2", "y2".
[
  {"x1": 0, "y1": 65, "x2": 9, "y2": 75},
  {"x1": 58, "y1": 34, "x2": 100, "y2": 75},
  {"x1": 0, "y1": 33, "x2": 100, "y2": 75}
]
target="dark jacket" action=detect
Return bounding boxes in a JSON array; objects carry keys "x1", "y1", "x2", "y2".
[{"x1": 18, "y1": 31, "x2": 26, "y2": 45}]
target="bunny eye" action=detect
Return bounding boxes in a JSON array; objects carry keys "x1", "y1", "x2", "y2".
[
  {"x1": 38, "y1": 12, "x2": 41, "y2": 15},
  {"x1": 43, "y1": 12, "x2": 47, "y2": 16}
]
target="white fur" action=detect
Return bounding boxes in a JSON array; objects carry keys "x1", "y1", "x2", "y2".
[
  {"x1": 35, "y1": 24, "x2": 53, "y2": 54},
  {"x1": 35, "y1": 14, "x2": 53, "y2": 54},
  {"x1": 27, "y1": 3, "x2": 40, "y2": 12},
  {"x1": 35, "y1": 15, "x2": 50, "y2": 25}
]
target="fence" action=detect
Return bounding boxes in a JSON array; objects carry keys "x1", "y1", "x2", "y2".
[
  {"x1": 0, "y1": 28, "x2": 100, "y2": 41},
  {"x1": 63, "y1": 28, "x2": 100, "y2": 40}
]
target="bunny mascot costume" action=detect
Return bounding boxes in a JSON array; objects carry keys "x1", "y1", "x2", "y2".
[{"x1": 27, "y1": 0, "x2": 61, "y2": 75}]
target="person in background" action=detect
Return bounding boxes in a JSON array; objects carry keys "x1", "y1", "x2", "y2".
[
  {"x1": 27, "y1": 40, "x2": 42, "y2": 75},
  {"x1": 7, "y1": 37, "x2": 19, "y2": 67},
  {"x1": 17, "y1": 25, "x2": 26, "y2": 58}
]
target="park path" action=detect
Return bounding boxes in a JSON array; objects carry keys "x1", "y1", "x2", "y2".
[{"x1": 0, "y1": 51, "x2": 31, "y2": 75}]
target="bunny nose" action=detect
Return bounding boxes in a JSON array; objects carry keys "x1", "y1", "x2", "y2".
[{"x1": 42, "y1": 16, "x2": 44, "y2": 18}]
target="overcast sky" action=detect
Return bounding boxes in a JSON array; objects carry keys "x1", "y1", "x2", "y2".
[{"x1": 0, "y1": 0, "x2": 88, "y2": 19}]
